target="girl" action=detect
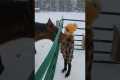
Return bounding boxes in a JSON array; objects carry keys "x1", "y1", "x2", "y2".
[{"x1": 60, "y1": 23, "x2": 77, "y2": 78}]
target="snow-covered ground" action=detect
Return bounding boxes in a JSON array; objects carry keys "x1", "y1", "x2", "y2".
[{"x1": 35, "y1": 12, "x2": 85, "y2": 80}]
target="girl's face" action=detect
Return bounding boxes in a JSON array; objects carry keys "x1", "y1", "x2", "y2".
[{"x1": 64, "y1": 29, "x2": 73, "y2": 36}]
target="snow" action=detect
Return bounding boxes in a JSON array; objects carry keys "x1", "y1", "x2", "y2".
[
  {"x1": 35, "y1": 39, "x2": 53, "y2": 73},
  {"x1": 35, "y1": 12, "x2": 85, "y2": 80}
]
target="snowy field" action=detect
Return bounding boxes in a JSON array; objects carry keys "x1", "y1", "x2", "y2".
[{"x1": 35, "y1": 12, "x2": 85, "y2": 80}]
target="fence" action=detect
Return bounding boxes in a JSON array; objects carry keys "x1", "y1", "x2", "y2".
[{"x1": 35, "y1": 20, "x2": 63, "y2": 80}]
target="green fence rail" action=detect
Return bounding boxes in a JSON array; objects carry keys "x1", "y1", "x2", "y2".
[{"x1": 35, "y1": 19, "x2": 63, "y2": 80}]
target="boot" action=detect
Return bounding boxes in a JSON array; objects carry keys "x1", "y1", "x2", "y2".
[
  {"x1": 62, "y1": 61, "x2": 67, "y2": 73},
  {"x1": 65, "y1": 63, "x2": 71, "y2": 78}
]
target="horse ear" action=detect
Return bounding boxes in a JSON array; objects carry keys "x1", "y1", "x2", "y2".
[{"x1": 47, "y1": 18, "x2": 54, "y2": 27}]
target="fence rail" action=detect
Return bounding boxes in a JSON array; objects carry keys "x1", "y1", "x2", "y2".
[{"x1": 62, "y1": 19, "x2": 85, "y2": 22}]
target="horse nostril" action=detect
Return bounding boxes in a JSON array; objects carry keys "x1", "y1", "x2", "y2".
[{"x1": 0, "y1": 56, "x2": 4, "y2": 75}]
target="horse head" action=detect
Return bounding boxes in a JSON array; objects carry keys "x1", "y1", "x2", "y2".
[
  {"x1": 35, "y1": 18, "x2": 58, "y2": 41},
  {"x1": 47, "y1": 18, "x2": 58, "y2": 33}
]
